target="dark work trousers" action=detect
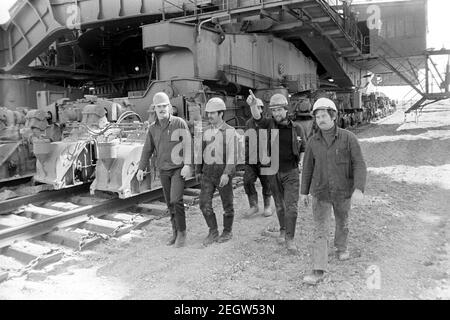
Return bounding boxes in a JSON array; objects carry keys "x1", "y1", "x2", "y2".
[
  {"x1": 160, "y1": 168, "x2": 186, "y2": 232},
  {"x1": 312, "y1": 196, "x2": 351, "y2": 271},
  {"x1": 268, "y1": 168, "x2": 300, "y2": 239},
  {"x1": 243, "y1": 164, "x2": 272, "y2": 198},
  {"x1": 199, "y1": 174, "x2": 234, "y2": 231}
]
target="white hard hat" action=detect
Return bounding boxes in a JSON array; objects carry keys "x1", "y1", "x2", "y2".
[
  {"x1": 269, "y1": 94, "x2": 288, "y2": 108},
  {"x1": 205, "y1": 97, "x2": 226, "y2": 112},
  {"x1": 152, "y1": 92, "x2": 171, "y2": 107},
  {"x1": 312, "y1": 98, "x2": 337, "y2": 113}
]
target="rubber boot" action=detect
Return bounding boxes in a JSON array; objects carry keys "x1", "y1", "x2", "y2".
[
  {"x1": 262, "y1": 196, "x2": 273, "y2": 217},
  {"x1": 174, "y1": 231, "x2": 187, "y2": 248},
  {"x1": 166, "y1": 217, "x2": 177, "y2": 246},
  {"x1": 244, "y1": 194, "x2": 259, "y2": 217},
  {"x1": 203, "y1": 214, "x2": 219, "y2": 246},
  {"x1": 286, "y1": 238, "x2": 298, "y2": 255},
  {"x1": 277, "y1": 229, "x2": 286, "y2": 244},
  {"x1": 218, "y1": 215, "x2": 234, "y2": 243},
  {"x1": 303, "y1": 270, "x2": 325, "y2": 285}
]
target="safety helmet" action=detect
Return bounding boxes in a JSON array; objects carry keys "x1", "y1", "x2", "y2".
[
  {"x1": 269, "y1": 94, "x2": 288, "y2": 108},
  {"x1": 205, "y1": 97, "x2": 226, "y2": 112},
  {"x1": 152, "y1": 92, "x2": 171, "y2": 107},
  {"x1": 312, "y1": 98, "x2": 338, "y2": 114}
]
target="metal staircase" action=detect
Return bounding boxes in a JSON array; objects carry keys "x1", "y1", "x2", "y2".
[{"x1": 371, "y1": 33, "x2": 450, "y2": 114}]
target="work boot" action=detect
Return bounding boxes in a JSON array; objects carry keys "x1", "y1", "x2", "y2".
[
  {"x1": 262, "y1": 196, "x2": 273, "y2": 217},
  {"x1": 203, "y1": 229, "x2": 219, "y2": 246},
  {"x1": 166, "y1": 218, "x2": 177, "y2": 246},
  {"x1": 174, "y1": 231, "x2": 187, "y2": 248},
  {"x1": 276, "y1": 229, "x2": 286, "y2": 244},
  {"x1": 202, "y1": 213, "x2": 219, "y2": 246},
  {"x1": 218, "y1": 215, "x2": 234, "y2": 243},
  {"x1": 337, "y1": 250, "x2": 350, "y2": 261},
  {"x1": 286, "y1": 238, "x2": 298, "y2": 254},
  {"x1": 244, "y1": 194, "x2": 259, "y2": 216},
  {"x1": 218, "y1": 231, "x2": 233, "y2": 243},
  {"x1": 303, "y1": 270, "x2": 325, "y2": 285}
]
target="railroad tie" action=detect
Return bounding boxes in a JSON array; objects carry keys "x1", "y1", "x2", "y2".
[
  {"x1": 22, "y1": 204, "x2": 61, "y2": 220},
  {"x1": 0, "y1": 215, "x2": 35, "y2": 229},
  {"x1": 40, "y1": 229, "x2": 102, "y2": 251},
  {"x1": 0, "y1": 271, "x2": 8, "y2": 283},
  {"x1": 1, "y1": 241, "x2": 63, "y2": 269}
]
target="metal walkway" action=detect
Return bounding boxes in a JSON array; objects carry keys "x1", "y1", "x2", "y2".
[
  {"x1": 0, "y1": 0, "x2": 364, "y2": 90},
  {"x1": 171, "y1": 0, "x2": 364, "y2": 87}
]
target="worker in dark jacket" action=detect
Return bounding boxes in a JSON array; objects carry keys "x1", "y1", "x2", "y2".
[
  {"x1": 137, "y1": 92, "x2": 192, "y2": 248},
  {"x1": 196, "y1": 97, "x2": 238, "y2": 246},
  {"x1": 246, "y1": 92, "x2": 306, "y2": 254},
  {"x1": 243, "y1": 102, "x2": 273, "y2": 218},
  {"x1": 301, "y1": 97, "x2": 367, "y2": 285}
]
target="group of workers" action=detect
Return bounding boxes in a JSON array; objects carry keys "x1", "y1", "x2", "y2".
[{"x1": 137, "y1": 91, "x2": 367, "y2": 285}]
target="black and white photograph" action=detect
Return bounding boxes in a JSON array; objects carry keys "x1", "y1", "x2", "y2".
[{"x1": 0, "y1": 0, "x2": 448, "y2": 305}]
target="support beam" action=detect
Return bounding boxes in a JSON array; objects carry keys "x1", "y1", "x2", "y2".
[
  {"x1": 323, "y1": 29, "x2": 340, "y2": 36},
  {"x1": 380, "y1": 57, "x2": 424, "y2": 96},
  {"x1": 311, "y1": 17, "x2": 331, "y2": 23}
]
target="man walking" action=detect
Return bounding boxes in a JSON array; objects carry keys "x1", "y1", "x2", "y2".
[
  {"x1": 137, "y1": 92, "x2": 192, "y2": 248},
  {"x1": 243, "y1": 100, "x2": 273, "y2": 218},
  {"x1": 301, "y1": 97, "x2": 367, "y2": 285},
  {"x1": 246, "y1": 92, "x2": 306, "y2": 254},
  {"x1": 196, "y1": 97, "x2": 237, "y2": 246}
]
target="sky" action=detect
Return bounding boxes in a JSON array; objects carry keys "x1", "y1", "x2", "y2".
[{"x1": 0, "y1": 0, "x2": 449, "y2": 99}]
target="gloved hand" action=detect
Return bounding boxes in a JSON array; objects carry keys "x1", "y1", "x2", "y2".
[
  {"x1": 180, "y1": 165, "x2": 192, "y2": 179},
  {"x1": 351, "y1": 189, "x2": 364, "y2": 205},
  {"x1": 219, "y1": 174, "x2": 229, "y2": 188}
]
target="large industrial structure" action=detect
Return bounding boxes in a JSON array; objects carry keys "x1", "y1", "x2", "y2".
[{"x1": 0, "y1": 0, "x2": 448, "y2": 189}]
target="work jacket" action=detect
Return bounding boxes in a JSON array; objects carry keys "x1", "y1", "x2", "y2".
[
  {"x1": 138, "y1": 114, "x2": 191, "y2": 172},
  {"x1": 301, "y1": 125, "x2": 367, "y2": 200},
  {"x1": 195, "y1": 121, "x2": 237, "y2": 178},
  {"x1": 253, "y1": 116, "x2": 306, "y2": 168}
]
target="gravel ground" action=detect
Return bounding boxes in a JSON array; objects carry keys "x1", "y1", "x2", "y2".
[{"x1": 1, "y1": 102, "x2": 449, "y2": 300}]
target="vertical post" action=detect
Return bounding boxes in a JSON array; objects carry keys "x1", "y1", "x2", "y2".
[
  {"x1": 425, "y1": 55, "x2": 429, "y2": 94},
  {"x1": 161, "y1": 0, "x2": 165, "y2": 21}
]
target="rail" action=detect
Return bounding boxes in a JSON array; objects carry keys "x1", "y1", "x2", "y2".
[{"x1": 0, "y1": 178, "x2": 198, "y2": 249}]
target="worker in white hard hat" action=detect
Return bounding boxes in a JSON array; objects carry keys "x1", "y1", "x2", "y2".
[
  {"x1": 242, "y1": 94, "x2": 273, "y2": 219},
  {"x1": 137, "y1": 91, "x2": 193, "y2": 248},
  {"x1": 196, "y1": 97, "x2": 238, "y2": 246},
  {"x1": 301, "y1": 97, "x2": 367, "y2": 285},
  {"x1": 246, "y1": 91, "x2": 307, "y2": 255}
]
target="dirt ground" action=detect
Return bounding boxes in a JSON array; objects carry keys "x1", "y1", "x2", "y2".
[{"x1": 0, "y1": 102, "x2": 449, "y2": 300}]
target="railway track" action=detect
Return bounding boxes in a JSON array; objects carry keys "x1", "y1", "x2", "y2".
[{"x1": 0, "y1": 175, "x2": 244, "y2": 283}]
